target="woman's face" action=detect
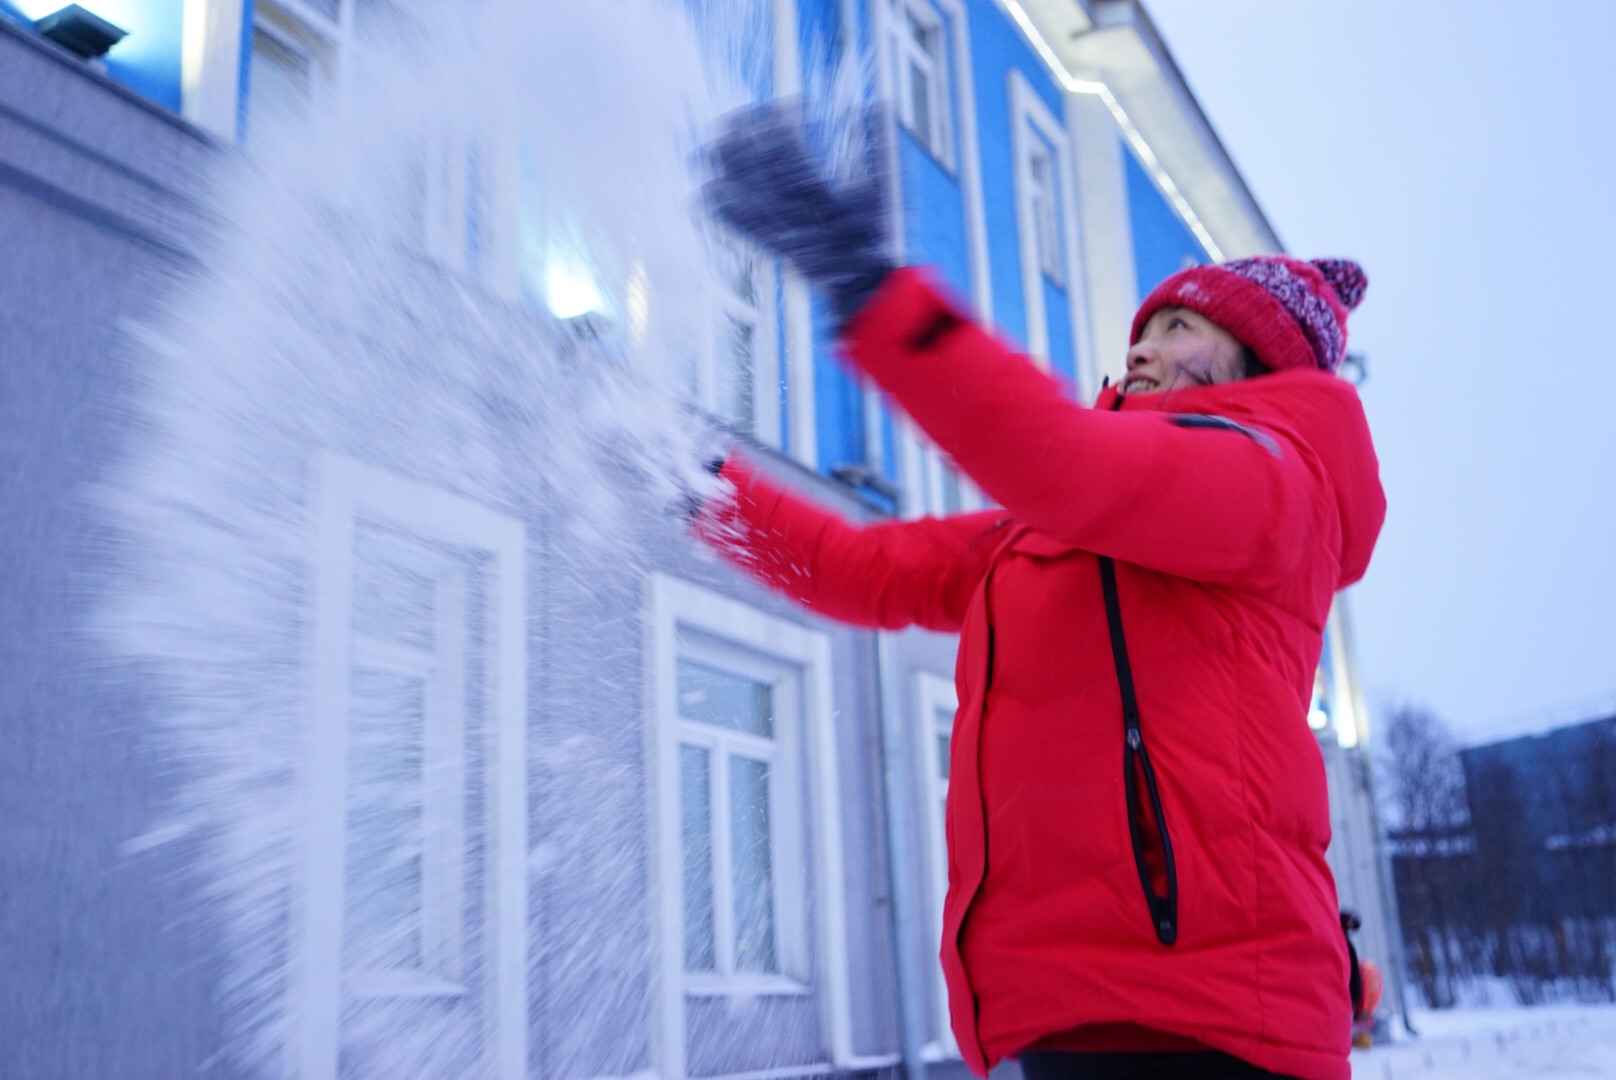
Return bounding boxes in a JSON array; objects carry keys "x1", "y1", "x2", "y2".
[{"x1": 1122, "y1": 306, "x2": 1246, "y2": 395}]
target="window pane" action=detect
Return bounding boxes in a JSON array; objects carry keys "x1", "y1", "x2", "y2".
[
  {"x1": 680, "y1": 744, "x2": 717, "y2": 972},
  {"x1": 678, "y1": 660, "x2": 773, "y2": 738},
  {"x1": 345, "y1": 668, "x2": 427, "y2": 973},
  {"x1": 908, "y1": 59, "x2": 933, "y2": 151},
  {"x1": 248, "y1": 28, "x2": 312, "y2": 137},
  {"x1": 351, "y1": 529, "x2": 439, "y2": 650},
  {"x1": 719, "y1": 314, "x2": 757, "y2": 430},
  {"x1": 907, "y1": 9, "x2": 931, "y2": 49},
  {"x1": 729, "y1": 756, "x2": 778, "y2": 973},
  {"x1": 1030, "y1": 151, "x2": 1060, "y2": 277}
]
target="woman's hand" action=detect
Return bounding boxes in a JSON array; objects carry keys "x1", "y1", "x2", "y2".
[{"x1": 703, "y1": 100, "x2": 894, "y2": 330}]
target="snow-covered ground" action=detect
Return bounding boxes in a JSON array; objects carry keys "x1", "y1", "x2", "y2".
[{"x1": 1352, "y1": 1003, "x2": 1616, "y2": 1078}]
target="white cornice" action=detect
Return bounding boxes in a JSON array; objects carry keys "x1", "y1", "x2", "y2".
[{"x1": 993, "y1": 0, "x2": 1283, "y2": 259}]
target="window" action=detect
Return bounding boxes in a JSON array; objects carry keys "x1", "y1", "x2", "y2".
[
  {"x1": 341, "y1": 527, "x2": 470, "y2": 996},
  {"x1": 1008, "y1": 70, "x2": 1078, "y2": 368},
  {"x1": 647, "y1": 576, "x2": 852, "y2": 1079},
  {"x1": 667, "y1": 642, "x2": 802, "y2": 998},
  {"x1": 245, "y1": 1, "x2": 339, "y2": 146},
  {"x1": 687, "y1": 236, "x2": 781, "y2": 447},
  {"x1": 677, "y1": 660, "x2": 781, "y2": 978},
  {"x1": 298, "y1": 453, "x2": 528, "y2": 1080},
  {"x1": 1027, "y1": 144, "x2": 1062, "y2": 281},
  {"x1": 249, "y1": 23, "x2": 315, "y2": 129},
  {"x1": 712, "y1": 242, "x2": 772, "y2": 436},
  {"x1": 914, "y1": 673, "x2": 959, "y2": 1058},
  {"x1": 893, "y1": 0, "x2": 952, "y2": 165}
]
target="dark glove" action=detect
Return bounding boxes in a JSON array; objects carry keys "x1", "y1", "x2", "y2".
[{"x1": 703, "y1": 101, "x2": 894, "y2": 331}]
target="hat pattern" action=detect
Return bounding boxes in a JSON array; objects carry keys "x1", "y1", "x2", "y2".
[{"x1": 1223, "y1": 257, "x2": 1349, "y2": 373}]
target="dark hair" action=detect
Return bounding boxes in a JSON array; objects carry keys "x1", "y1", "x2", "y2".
[{"x1": 1241, "y1": 346, "x2": 1269, "y2": 380}]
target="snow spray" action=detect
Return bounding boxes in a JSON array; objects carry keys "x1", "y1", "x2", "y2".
[{"x1": 93, "y1": 1, "x2": 864, "y2": 1076}]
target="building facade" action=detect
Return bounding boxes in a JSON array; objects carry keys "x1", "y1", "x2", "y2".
[{"x1": 0, "y1": 0, "x2": 1402, "y2": 1077}]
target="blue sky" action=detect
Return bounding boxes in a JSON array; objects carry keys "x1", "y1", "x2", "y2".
[{"x1": 1146, "y1": 1, "x2": 1616, "y2": 740}]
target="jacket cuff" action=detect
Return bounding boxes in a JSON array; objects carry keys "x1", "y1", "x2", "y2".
[{"x1": 841, "y1": 265, "x2": 973, "y2": 362}]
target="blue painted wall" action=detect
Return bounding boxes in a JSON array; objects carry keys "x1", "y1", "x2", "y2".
[
  {"x1": 1043, "y1": 276, "x2": 1075, "y2": 387},
  {"x1": 968, "y1": 0, "x2": 1061, "y2": 355},
  {"x1": 1125, "y1": 149, "x2": 1210, "y2": 302},
  {"x1": 791, "y1": 0, "x2": 863, "y2": 479},
  {"x1": 802, "y1": 0, "x2": 1084, "y2": 492}
]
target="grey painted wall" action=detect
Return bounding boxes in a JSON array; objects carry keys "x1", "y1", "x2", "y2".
[{"x1": 1, "y1": 22, "x2": 227, "y2": 1080}]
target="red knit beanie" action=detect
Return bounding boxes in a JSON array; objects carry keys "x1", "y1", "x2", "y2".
[{"x1": 1130, "y1": 256, "x2": 1368, "y2": 374}]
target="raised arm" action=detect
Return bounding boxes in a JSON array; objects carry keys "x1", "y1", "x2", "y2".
[
  {"x1": 700, "y1": 103, "x2": 1382, "y2": 592},
  {"x1": 840, "y1": 269, "x2": 1383, "y2": 590},
  {"x1": 697, "y1": 456, "x2": 1006, "y2": 632}
]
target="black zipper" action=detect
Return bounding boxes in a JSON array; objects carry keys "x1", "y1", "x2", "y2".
[{"x1": 1101, "y1": 394, "x2": 1179, "y2": 946}]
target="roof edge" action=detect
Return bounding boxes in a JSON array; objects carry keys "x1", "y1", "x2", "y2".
[{"x1": 1067, "y1": 0, "x2": 1284, "y2": 256}]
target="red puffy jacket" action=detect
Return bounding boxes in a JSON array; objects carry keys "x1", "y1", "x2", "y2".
[{"x1": 703, "y1": 269, "x2": 1385, "y2": 1080}]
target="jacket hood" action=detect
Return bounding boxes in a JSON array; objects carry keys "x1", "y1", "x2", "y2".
[{"x1": 1095, "y1": 370, "x2": 1385, "y2": 586}]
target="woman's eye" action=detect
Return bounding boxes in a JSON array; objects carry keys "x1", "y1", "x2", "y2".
[{"x1": 1169, "y1": 317, "x2": 1187, "y2": 330}]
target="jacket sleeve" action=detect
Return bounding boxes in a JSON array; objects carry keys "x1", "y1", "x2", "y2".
[
  {"x1": 696, "y1": 455, "x2": 1006, "y2": 632},
  {"x1": 840, "y1": 268, "x2": 1350, "y2": 589}
]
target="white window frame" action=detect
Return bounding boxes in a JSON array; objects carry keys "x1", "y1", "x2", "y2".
[
  {"x1": 646, "y1": 576, "x2": 852, "y2": 1080},
  {"x1": 699, "y1": 239, "x2": 783, "y2": 449},
  {"x1": 342, "y1": 562, "x2": 469, "y2": 999},
  {"x1": 297, "y1": 453, "x2": 529, "y2": 1080},
  {"x1": 1008, "y1": 70, "x2": 1084, "y2": 370},
  {"x1": 1027, "y1": 143, "x2": 1062, "y2": 282},
  {"x1": 913, "y1": 672, "x2": 960, "y2": 1060},
  {"x1": 247, "y1": 0, "x2": 346, "y2": 125},
  {"x1": 674, "y1": 645, "x2": 801, "y2": 994},
  {"x1": 891, "y1": 0, "x2": 954, "y2": 168}
]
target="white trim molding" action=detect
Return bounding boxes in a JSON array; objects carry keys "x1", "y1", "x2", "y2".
[
  {"x1": 912, "y1": 672, "x2": 960, "y2": 1060},
  {"x1": 645, "y1": 576, "x2": 852, "y2": 1080},
  {"x1": 1007, "y1": 70, "x2": 1080, "y2": 372},
  {"x1": 889, "y1": 0, "x2": 955, "y2": 169},
  {"x1": 1067, "y1": 91, "x2": 1137, "y2": 395},
  {"x1": 181, "y1": 0, "x2": 247, "y2": 140},
  {"x1": 295, "y1": 453, "x2": 528, "y2": 1080}
]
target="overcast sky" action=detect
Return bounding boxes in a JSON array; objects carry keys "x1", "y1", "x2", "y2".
[{"x1": 1144, "y1": 1, "x2": 1616, "y2": 741}]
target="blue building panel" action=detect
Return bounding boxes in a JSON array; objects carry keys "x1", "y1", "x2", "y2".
[
  {"x1": 898, "y1": 133, "x2": 971, "y2": 297},
  {"x1": 1125, "y1": 149, "x2": 1209, "y2": 302},
  {"x1": 811, "y1": 294, "x2": 867, "y2": 474},
  {"x1": 1043, "y1": 276, "x2": 1076, "y2": 387}
]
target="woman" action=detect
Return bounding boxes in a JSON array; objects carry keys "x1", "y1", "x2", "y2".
[{"x1": 696, "y1": 104, "x2": 1385, "y2": 1080}]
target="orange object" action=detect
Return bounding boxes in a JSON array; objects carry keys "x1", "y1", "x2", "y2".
[{"x1": 1360, "y1": 959, "x2": 1384, "y2": 1017}]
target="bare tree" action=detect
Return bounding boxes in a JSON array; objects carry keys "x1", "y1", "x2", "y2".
[
  {"x1": 1379, "y1": 703, "x2": 1469, "y2": 838},
  {"x1": 1378, "y1": 703, "x2": 1472, "y2": 1006},
  {"x1": 1382, "y1": 706, "x2": 1616, "y2": 1007}
]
